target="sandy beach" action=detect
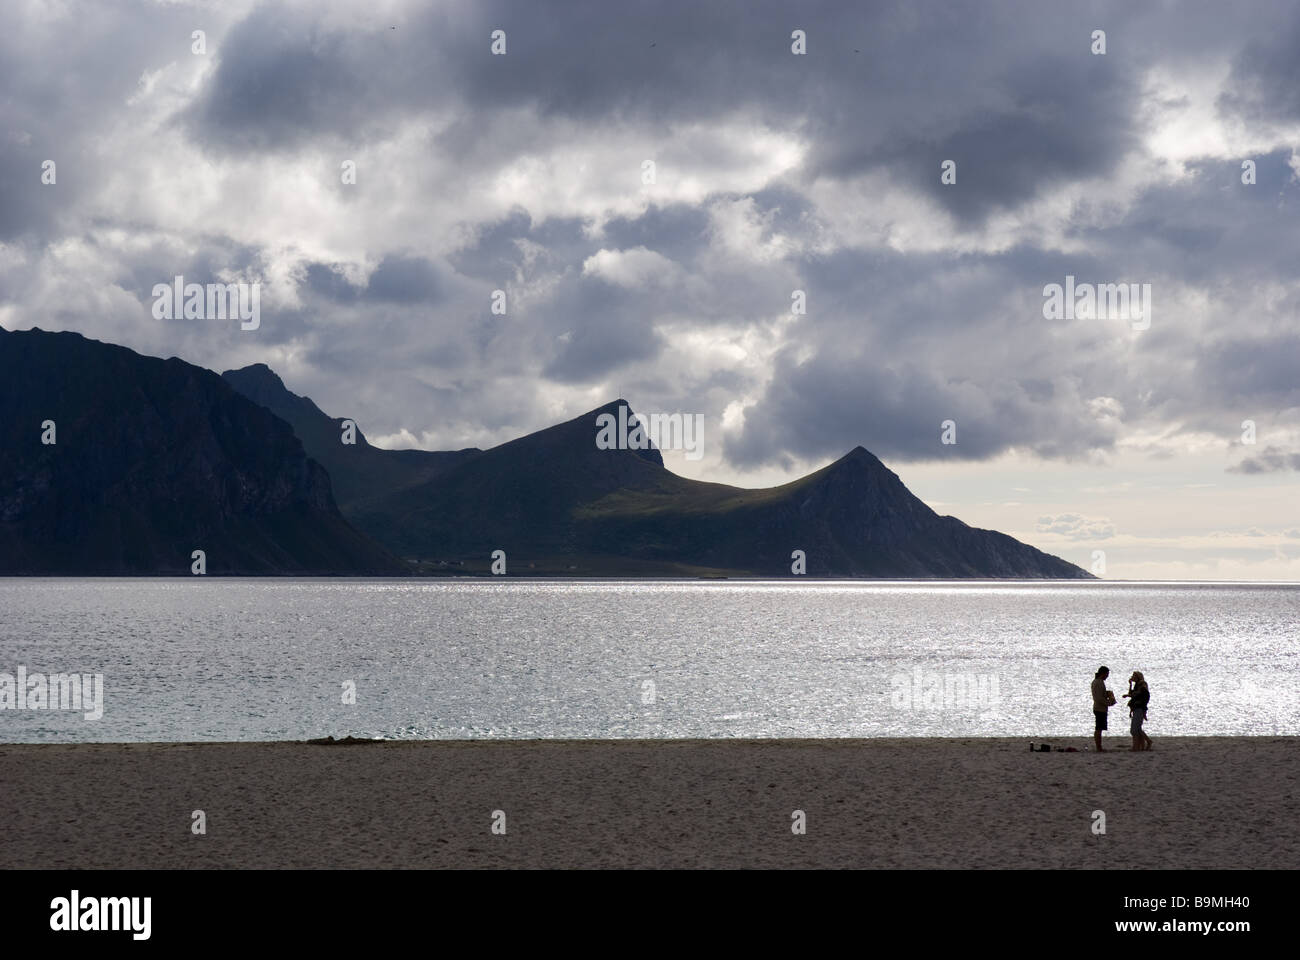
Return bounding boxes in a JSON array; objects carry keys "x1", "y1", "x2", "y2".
[{"x1": 0, "y1": 737, "x2": 1295, "y2": 869}]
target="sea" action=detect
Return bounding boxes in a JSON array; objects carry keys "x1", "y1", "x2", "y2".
[{"x1": 0, "y1": 579, "x2": 1295, "y2": 743}]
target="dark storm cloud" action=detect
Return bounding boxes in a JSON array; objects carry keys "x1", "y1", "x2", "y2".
[
  {"x1": 1217, "y1": 17, "x2": 1300, "y2": 125},
  {"x1": 182, "y1": 0, "x2": 1143, "y2": 228},
  {"x1": 1192, "y1": 335, "x2": 1300, "y2": 410},
  {"x1": 6, "y1": 0, "x2": 1300, "y2": 477},
  {"x1": 745, "y1": 185, "x2": 818, "y2": 236},
  {"x1": 185, "y1": 4, "x2": 413, "y2": 152},
  {"x1": 600, "y1": 205, "x2": 712, "y2": 265},
  {"x1": 1229, "y1": 446, "x2": 1300, "y2": 474},
  {"x1": 445, "y1": 211, "x2": 590, "y2": 283},
  {"x1": 724, "y1": 233, "x2": 1163, "y2": 463},
  {"x1": 819, "y1": 56, "x2": 1140, "y2": 224},
  {"x1": 0, "y1": 134, "x2": 85, "y2": 242},
  {"x1": 303, "y1": 263, "x2": 359, "y2": 304},
  {"x1": 0, "y1": 2, "x2": 197, "y2": 241},
  {"x1": 726, "y1": 343, "x2": 1119, "y2": 467},
  {"x1": 364, "y1": 255, "x2": 442, "y2": 303},
  {"x1": 1093, "y1": 150, "x2": 1300, "y2": 270},
  {"x1": 117, "y1": 239, "x2": 268, "y2": 318},
  {"x1": 539, "y1": 276, "x2": 667, "y2": 382}
]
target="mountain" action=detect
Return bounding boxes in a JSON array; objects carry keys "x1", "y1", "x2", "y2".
[
  {"x1": 0, "y1": 328, "x2": 406, "y2": 575},
  {"x1": 3, "y1": 328, "x2": 1090, "y2": 578},
  {"x1": 576, "y1": 442, "x2": 1093, "y2": 577},
  {"x1": 221, "y1": 363, "x2": 480, "y2": 513},
  {"x1": 343, "y1": 399, "x2": 1092, "y2": 578},
  {"x1": 348, "y1": 400, "x2": 673, "y2": 566}
]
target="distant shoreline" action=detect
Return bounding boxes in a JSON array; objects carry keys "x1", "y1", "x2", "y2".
[
  {"x1": 3, "y1": 735, "x2": 1296, "y2": 746},
  {"x1": 3, "y1": 737, "x2": 1295, "y2": 868},
  {"x1": 2, "y1": 575, "x2": 1298, "y2": 584}
]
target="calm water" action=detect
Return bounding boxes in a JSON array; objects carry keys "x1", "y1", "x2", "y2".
[{"x1": 0, "y1": 579, "x2": 1296, "y2": 742}]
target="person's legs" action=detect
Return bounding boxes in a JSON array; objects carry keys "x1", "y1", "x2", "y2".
[
  {"x1": 1094, "y1": 711, "x2": 1106, "y2": 751},
  {"x1": 1131, "y1": 710, "x2": 1149, "y2": 750}
]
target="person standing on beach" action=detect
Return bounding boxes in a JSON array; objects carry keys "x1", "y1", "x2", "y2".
[
  {"x1": 1124, "y1": 671, "x2": 1152, "y2": 751},
  {"x1": 1091, "y1": 666, "x2": 1114, "y2": 752}
]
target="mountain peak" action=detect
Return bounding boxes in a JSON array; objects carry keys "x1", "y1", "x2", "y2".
[
  {"x1": 222, "y1": 362, "x2": 294, "y2": 399},
  {"x1": 220, "y1": 359, "x2": 338, "y2": 426},
  {"x1": 230, "y1": 361, "x2": 282, "y2": 383},
  {"x1": 511, "y1": 398, "x2": 664, "y2": 468},
  {"x1": 582, "y1": 397, "x2": 634, "y2": 419},
  {"x1": 824, "y1": 444, "x2": 888, "y2": 474}
]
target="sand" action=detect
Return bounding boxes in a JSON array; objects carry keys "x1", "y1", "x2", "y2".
[{"x1": 0, "y1": 737, "x2": 1295, "y2": 869}]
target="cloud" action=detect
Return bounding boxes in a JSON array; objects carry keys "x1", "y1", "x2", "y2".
[
  {"x1": 1228, "y1": 446, "x2": 1300, "y2": 474},
  {"x1": 2, "y1": 0, "x2": 1300, "y2": 491},
  {"x1": 1035, "y1": 514, "x2": 1117, "y2": 541},
  {"x1": 364, "y1": 255, "x2": 442, "y2": 303},
  {"x1": 581, "y1": 247, "x2": 678, "y2": 288}
]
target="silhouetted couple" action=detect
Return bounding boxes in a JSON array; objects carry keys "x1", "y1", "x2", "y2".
[{"x1": 1091, "y1": 666, "x2": 1152, "y2": 752}]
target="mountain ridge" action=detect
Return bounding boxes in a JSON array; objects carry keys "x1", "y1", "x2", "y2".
[
  {"x1": 2, "y1": 327, "x2": 1092, "y2": 578},
  {"x1": 221, "y1": 367, "x2": 1090, "y2": 578},
  {"x1": 220, "y1": 362, "x2": 480, "y2": 512},
  {"x1": 0, "y1": 327, "x2": 405, "y2": 575}
]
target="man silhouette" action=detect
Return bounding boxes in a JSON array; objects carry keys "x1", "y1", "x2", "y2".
[{"x1": 1091, "y1": 666, "x2": 1114, "y2": 752}]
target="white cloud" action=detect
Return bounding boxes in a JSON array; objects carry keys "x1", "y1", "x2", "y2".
[
  {"x1": 1035, "y1": 513, "x2": 1117, "y2": 541},
  {"x1": 581, "y1": 246, "x2": 677, "y2": 288}
]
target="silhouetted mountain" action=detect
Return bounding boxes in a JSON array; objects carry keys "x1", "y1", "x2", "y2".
[
  {"x1": 569, "y1": 443, "x2": 1092, "y2": 577},
  {"x1": 346, "y1": 399, "x2": 1092, "y2": 578},
  {"x1": 221, "y1": 363, "x2": 479, "y2": 513},
  {"x1": 1, "y1": 327, "x2": 1091, "y2": 578},
  {"x1": 350, "y1": 400, "x2": 671, "y2": 562},
  {"x1": 0, "y1": 328, "x2": 405, "y2": 574}
]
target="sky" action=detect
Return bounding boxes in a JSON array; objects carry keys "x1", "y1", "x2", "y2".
[{"x1": 1, "y1": 0, "x2": 1298, "y2": 579}]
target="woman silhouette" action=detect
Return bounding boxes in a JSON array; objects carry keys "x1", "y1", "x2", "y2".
[{"x1": 1123, "y1": 671, "x2": 1152, "y2": 751}]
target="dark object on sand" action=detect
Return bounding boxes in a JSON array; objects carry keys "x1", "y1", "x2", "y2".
[
  {"x1": 306, "y1": 735, "x2": 383, "y2": 746},
  {"x1": 1029, "y1": 743, "x2": 1079, "y2": 753}
]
